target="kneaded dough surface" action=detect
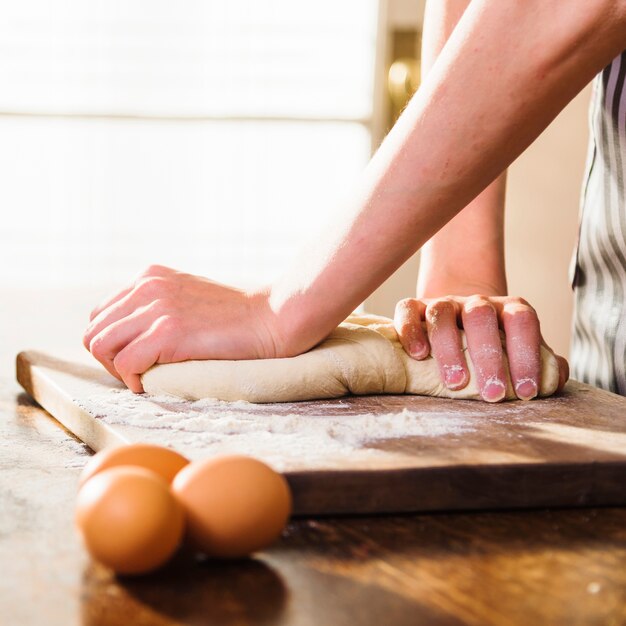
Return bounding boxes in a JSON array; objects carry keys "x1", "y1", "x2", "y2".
[{"x1": 142, "y1": 313, "x2": 560, "y2": 403}]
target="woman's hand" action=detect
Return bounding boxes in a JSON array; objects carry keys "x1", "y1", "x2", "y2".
[
  {"x1": 83, "y1": 265, "x2": 285, "y2": 393},
  {"x1": 394, "y1": 295, "x2": 569, "y2": 402}
]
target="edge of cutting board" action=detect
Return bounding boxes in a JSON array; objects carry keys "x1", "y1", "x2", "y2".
[
  {"x1": 285, "y1": 461, "x2": 626, "y2": 516},
  {"x1": 16, "y1": 350, "x2": 129, "y2": 451},
  {"x1": 15, "y1": 349, "x2": 626, "y2": 516}
]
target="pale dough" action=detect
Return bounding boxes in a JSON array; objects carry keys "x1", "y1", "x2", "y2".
[{"x1": 142, "y1": 313, "x2": 560, "y2": 403}]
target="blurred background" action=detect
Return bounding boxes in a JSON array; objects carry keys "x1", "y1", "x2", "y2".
[{"x1": 0, "y1": 0, "x2": 588, "y2": 377}]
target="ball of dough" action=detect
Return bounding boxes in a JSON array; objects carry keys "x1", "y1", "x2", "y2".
[{"x1": 142, "y1": 314, "x2": 561, "y2": 403}]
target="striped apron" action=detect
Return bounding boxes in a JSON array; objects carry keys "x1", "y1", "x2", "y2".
[{"x1": 571, "y1": 51, "x2": 626, "y2": 394}]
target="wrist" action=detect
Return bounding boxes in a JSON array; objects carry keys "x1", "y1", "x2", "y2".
[
  {"x1": 252, "y1": 285, "x2": 328, "y2": 358},
  {"x1": 417, "y1": 267, "x2": 507, "y2": 298},
  {"x1": 264, "y1": 278, "x2": 357, "y2": 358},
  {"x1": 245, "y1": 287, "x2": 294, "y2": 359}
]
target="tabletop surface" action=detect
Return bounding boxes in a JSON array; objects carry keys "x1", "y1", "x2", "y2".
[
  {"x1": 17, "y1": 350, "x2": 626, "y2": 517},
  {"x1": 3, "y1": 378, "x2": 626, "y2": 626}
]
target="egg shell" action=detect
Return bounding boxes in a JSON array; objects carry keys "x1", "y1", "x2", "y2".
[
  {"x1": 172, "y1": 456, "x2": 292, "y2": 559},
  {"x1": 79, "y1": 443, "x2": 189, "y2": 487},
  {"x1": 76, "y1": 466, "x2": 185, "y2": 575}
]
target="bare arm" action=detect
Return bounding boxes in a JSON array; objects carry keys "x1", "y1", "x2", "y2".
[
  {"x1": 417, "y1": 0, "x2": 508, "y2": 299},
  {"x1": 85, "y1": 0, "x2": 624, "y2": 394},
  {"x1": 271, "y1": 0, "x2": 626, "y2": 351},
  {"x1": 396, "y1": 0, "x2": 518, "y2": 401}
]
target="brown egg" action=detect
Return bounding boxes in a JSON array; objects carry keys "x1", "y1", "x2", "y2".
[
  {"x1": 79, "y1": 443, "x2": 189, "y2": 487},
  {"x1": 76, "y1": 466, "x2": 184, "y2": 575},
  {"x1": 172, "y1": 456, "x2": 292, "y2": 559}
]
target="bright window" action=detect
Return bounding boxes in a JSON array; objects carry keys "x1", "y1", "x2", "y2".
[{"x1": 0, "y1": 0, "x2": 380, "y2": 288}]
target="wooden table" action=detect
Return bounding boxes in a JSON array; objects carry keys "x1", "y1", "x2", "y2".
[{"x1": 3, "y1": 377, "x2": 626, "y2": 626}]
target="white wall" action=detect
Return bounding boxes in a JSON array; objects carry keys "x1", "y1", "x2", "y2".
[{"x1": 506, "y1": 87, "x2": 590, "y2": 358}]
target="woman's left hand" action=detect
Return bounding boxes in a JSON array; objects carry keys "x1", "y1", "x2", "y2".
[{"x1": 394, "y1": 295, "x2": 569, "y2": 402}]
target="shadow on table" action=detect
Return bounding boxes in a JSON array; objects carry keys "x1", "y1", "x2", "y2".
[
  {"x1": 80, "y1": 550, "x2": 287, "y2": 626},
  {"x1": 79, "y1": 544, "x2": 462, "y2": 626}
]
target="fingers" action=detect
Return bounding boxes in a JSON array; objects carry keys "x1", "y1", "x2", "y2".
[
  {"x1": 89, "y1": 286, "x2": 133, "y2": 323},
  {"x1": 84, "y1": 277, "x2": 167, "y2": 350},
  {"x1": 113, "y1": 336, "x2": 157, "y2": 393},
  {"x1": 88, "y1": 265, "x2": 174, "y2": 321},
  {"x1": 84, "y1": 269, "x2": 179, "y2": 392},
  {"x1": 501, "y1": 298, "x2": 541, "y2": 401},
  {"x1": 91, "y1": 315, "x2": 179, "y2": 392},
  {"x1": 461, "y1": 297, "x2": 507, "y2": 402},
  {"x1": 394, "y1": 299, "x2": 430, "y2": 359},
  {"x1": 87, "y1": 304, "x2": 161, "y2": 380},
  {"x1": 425, "y1": 299, "x2": 469, "y2": 390},
  {"x1": 84, "y1": 265, "x2": 286, "y2": 395},
  {"x1": 397, "y1": 293, "x2": 564, "y2": 402},
  {"x1": 113, "y1": 318, "x2": 179, "y2": 393}
]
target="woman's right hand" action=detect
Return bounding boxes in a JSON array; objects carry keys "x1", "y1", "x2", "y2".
[{"x1": 394, "y1": 295, "x2": 569, "y2": 402}]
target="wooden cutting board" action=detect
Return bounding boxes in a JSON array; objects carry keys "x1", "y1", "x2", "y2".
[{"x1": 16, "y1": 350, "x2": 626, "y2": 516}]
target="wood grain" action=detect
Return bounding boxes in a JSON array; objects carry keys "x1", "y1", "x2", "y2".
[
  {"x1": 16, "y1": 349, "x2": 626, "y2": 516},
  {"x1": 4, "y1": 379, "x2": 626, "y2": 625}
]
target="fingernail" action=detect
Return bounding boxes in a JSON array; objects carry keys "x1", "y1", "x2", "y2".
[
  {"x1": 409, "y1": 340, "x2": 428, "y2": 359},
  {"x1": 515, "y1": 379, "x2": 538, "y2": 401},
  {"x1": 444, "y1": 366, "x2": 466, "y2": 389},
  {"x1": 482, "y1": 378, "x2": 506, "y2": 402}
]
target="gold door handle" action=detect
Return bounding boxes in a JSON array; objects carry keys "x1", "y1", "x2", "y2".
[{"x1": 387, "y1": 57, "x2": 420, "y2": 114}]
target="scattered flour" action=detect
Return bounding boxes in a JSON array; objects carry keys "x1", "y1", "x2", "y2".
[{"x1": 76, "y1": 388, "x2": 478, "y2": 471}]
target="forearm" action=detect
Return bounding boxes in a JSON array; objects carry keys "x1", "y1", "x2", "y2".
[
  {"x1": 418, "y1": 0, "x2": 506, "y2": 298},
  {"x1": 269, "y1": 0, "x2": 626, "y2": 356},
  {"x1": 417, "y1": 173, "x2": 508, "y2": 297}
]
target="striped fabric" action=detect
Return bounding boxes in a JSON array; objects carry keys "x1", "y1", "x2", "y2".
[{"x1": 571, "y1": 51, "x2": 626, "y2": 394}]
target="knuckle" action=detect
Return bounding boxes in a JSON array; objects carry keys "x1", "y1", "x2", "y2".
[
  {"x1": 89, "y1": 335, "x2": 111, "y2": 361},
  {"x1": 136, "y1": 266, "x2": 154, "y2": 281},
  {"x1": 515, "y1": 305, "x2": 537, "y2": 320},
  {"x1": 82, "y1": 330, "x2": 94, "y2": 349},
  {"x1": 508, "y1": 296, "x2": 528, "y2": 306},
  {"x1": 515, "y1": 307, "x2": 537, "y2": 321},
  {"x1": 394, "y1": 299, "x2": 424, "y2": 327},
  {"x1": 140, "y1": 264, "x2": 167, "y2": 278},
  {"x1": 464, "y1": 296, "x2": 495, "y2": 316},
  {"x1": 113, "y1": 350, "x2": 132, "y2": 376},
  {"x1": 426, "y1": 299, "x2": 456, "y2": 323},
  {"x1": 505, "y1": 304, "x2": 538, "y2": 325},
  {"x1": 149, "y1": 297, "x2": 172, "y2": 315},
  {"x1": 394, "y1": 298, "x2": 416, "y2": 316},
  {"x1": 135, "y1": 276, "x2": 164, "y2": 297},
  {"x1": 154, "y1": 314, "x2": 180, "y2": 336},
  {"x1": 503, "y1": 297, "x2": 535, "y2": 315}
]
